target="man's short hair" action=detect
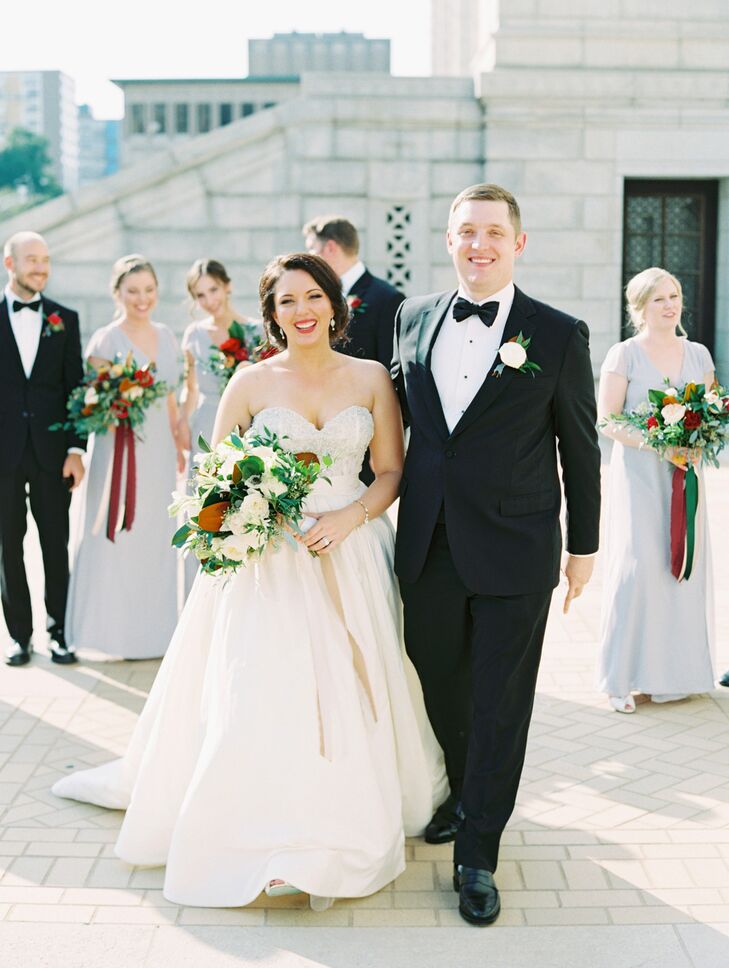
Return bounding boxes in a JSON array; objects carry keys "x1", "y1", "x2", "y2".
[
  {"x1": 449, "y1": 184, "x2": 522, "y2": 235},
  {"x1": 302, "y1": 215, "x2": 360, "y2": 256}
]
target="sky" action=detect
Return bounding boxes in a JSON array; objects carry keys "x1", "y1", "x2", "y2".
[{"x1": 2, "y1": 0, "x2": 432, "y2": 118}]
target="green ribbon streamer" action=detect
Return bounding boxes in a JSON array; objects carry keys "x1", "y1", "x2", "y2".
[{"x1": 684, "y1": 466, "x2": 699, "y2": 581}]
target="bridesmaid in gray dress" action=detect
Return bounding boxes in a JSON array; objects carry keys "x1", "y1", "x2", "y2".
[
  {"x1": 597, "y1": 267, "x2": 716, "y2": 713},
  {"x1": 66, "y1": 256, "x2": 184, "y2": 659},
  {"x1": 178, "y1": 260, "x2": 261, "y2": 594}
]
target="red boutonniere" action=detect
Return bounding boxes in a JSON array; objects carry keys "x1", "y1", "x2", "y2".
[
  {"x1": 347, "y1": 295, "x2": 366, "y2": 315},
  {"x1": 43, "y1": 311, "x2": 65, "y2": 337}
]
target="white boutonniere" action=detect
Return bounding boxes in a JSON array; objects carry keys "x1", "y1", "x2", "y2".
[{"x1": 492, "y1": 332, "x2": 542, "y2": 378}]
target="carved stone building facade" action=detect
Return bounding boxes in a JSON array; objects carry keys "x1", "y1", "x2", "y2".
[{"x1": 3, "y1": 2, "x2": 729, "y2": 377}]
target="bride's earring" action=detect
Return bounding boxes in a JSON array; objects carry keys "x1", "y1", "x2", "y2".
[{"x1": 330, "y1": 318, "x2": 336, "y2": 331}]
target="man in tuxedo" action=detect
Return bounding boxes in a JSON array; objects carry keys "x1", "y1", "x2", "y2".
[
  {"x1": 303, "y1": 215, "x2": 405, "y2": 370},
  {"x1": 304, "y1": 215, "x2": 405, "y2": 484},
  {"x1": 392, "y1": 185, "x2": 601, "y2": 925},
  {"x1": 1, "y1": 231, "x2": 85, "y2": 666}
]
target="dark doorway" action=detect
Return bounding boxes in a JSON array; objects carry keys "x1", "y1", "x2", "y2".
[{"x1": 622, "y1": 179, "x2": 718, "y2": 351}]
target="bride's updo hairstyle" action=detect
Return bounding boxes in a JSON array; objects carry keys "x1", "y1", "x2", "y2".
[
  {"x1": 626, "y1": 266, "x2": 687, "y2": 337},
  {"x1": 258, "y1": 252, "x2": 349, "y2": 350}
]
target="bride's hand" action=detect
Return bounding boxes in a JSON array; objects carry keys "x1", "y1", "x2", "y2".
[{"x1": 302, "y1": 505, "x2": 363, "y2": 555}]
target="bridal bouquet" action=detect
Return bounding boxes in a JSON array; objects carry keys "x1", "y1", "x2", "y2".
[
  {"x1": 209, "y1": 320, "x2": 276, "y2": 390},
  {"x1": 52, "y1": 352, "x2": 171, "y2": 543},
  {"x1": 605, "y1": 380, "x2": 729, "y2": 581},
  {"x1": 170, "y1": 428, "x2": 331, "y2": 574}
]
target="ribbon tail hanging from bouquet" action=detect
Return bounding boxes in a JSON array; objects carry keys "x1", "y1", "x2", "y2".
[
  {"x1": 106, "y1": 422, "x2": 137, "y2": 542},
  {"x1": 670, "y1": 465, "x2": 699, "y2": 582}
]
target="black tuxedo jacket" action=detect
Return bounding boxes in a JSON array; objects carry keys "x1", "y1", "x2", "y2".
[
  {"x1": 337, "y1": 269, "x2": 405, "y2": 369},
  {"x1": 392, "y1": 286, "x2": 601, "y2": 596},
  {"x1": 0, "y1": 294, "x2": 85, "y2": 473}
]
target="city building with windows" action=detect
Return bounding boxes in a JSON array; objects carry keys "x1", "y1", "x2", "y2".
[
  {"x1": 112, "y1": 77, "x2": 298, "y2": 168},
  {"x1": 77, "y1": 105, "x2": 121, "y2": 186},
  {"x1": 248, "y1": 31, "x2": 390, "y2": 75},
  {"x1": 0, "y1": 70, "x2": 78, "y2": 190},
  {"x1": 4, "y1": 3, "x2": 728, "y2": 380}
]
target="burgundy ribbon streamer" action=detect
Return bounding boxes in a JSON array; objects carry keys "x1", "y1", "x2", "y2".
[
  {"x1": 669, "y1": 466, "x2": 686, "y2": 580},
  {"x1": 107, "y1": 422, "x2": 137, "y2": 542}
]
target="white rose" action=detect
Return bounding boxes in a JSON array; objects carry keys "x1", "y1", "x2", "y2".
[
  {"x1": 123, "y1": 384, "x2": 144, "y2": 401},
  {"x1": 225, "y1": 493, "x2": 270, "y2": 533},
  {"x1": 258, "y1": 473, "x2": 287, "y2": 499},
  {"x1": 247, "y1": 445, "x2": 278, "y2": 471},
  {"x1": 84, "y1": 387, "x2": 99, "y2": 406},
  {"x1": 220, "y1": 531, "x2": 261, "y2": 561},
  {"x1": 498, "y1": 341, "x2": 527, "y2": 369},
  {"x1": 705, "y1": 389, "x2": 721, "y2": 406},
  {"x1": 661, "y1": 403, "x2": 686, "y2": 425}
]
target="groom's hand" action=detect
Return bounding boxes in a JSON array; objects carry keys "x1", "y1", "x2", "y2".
[
  {"x1": 562, "y1": 554, "x2": 595, "y2": 614},
  {"x1": 62, "y1": 453, "x2": 85, "y2": 490}
]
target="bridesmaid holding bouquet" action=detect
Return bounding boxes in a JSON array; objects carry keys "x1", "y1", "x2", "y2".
[
  {"x1": 177, "y1": 259, "x2": 263, "y2": 595},
  {"x1": 66, "y1": 255, "x2": 184, "y2": 659}
]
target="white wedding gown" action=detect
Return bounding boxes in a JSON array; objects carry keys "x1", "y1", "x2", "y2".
[{"x1": 53, "y1": 405, "x2": 448, "y2": 907}]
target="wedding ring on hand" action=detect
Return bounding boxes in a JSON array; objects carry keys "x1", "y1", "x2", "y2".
[{"x1": 322, "y1": 537, "x2": 331, "y2": 547}]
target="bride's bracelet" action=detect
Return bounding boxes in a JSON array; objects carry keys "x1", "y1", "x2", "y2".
[{"x1": 355, "y1": 499, "x2": 370, "y2": 526}]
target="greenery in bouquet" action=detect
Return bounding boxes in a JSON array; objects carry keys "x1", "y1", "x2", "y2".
[
  {"x1": 208, "y1": 320, "x2": 278, "y2": 391},
  {"x1": 51, "y1": 351, "x2": 170, "y2": 438},
  {"x1": 170, "y1": 428, "x2": 331, "y2": 574},
  {"x1": 605, "y1": 379, "x2": 729, "y2": 468}
]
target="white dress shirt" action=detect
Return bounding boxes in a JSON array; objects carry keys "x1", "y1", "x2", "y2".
[
  {"x1": 431, "y1": 281, "x2": 515, "y2": 433},
  {"x1": 5, "y1": 284, "x2": 42, "y2": 379},
  {"x1": 340, "y1": 260, "x2": 366, "y2": 296}
]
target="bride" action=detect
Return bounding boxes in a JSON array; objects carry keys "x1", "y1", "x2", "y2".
[{"x1": 52, "y1": 252, "x2": 448, "y2": 908}]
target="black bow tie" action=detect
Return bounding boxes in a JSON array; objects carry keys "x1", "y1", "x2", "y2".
[
  {"x1": 452, "y1": 297, "x2": 499, "y2": 327},
  {"x1": 13, "y1": 299, "x2": 41, "y2": 313}
]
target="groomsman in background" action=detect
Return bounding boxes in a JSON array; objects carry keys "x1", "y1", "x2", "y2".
[
  {"x1": 0, "y1": 232, "x2": 85, "y2": 667},
  {"x1": 303, "y1": 215, "x2": 405, "y2": 484}
]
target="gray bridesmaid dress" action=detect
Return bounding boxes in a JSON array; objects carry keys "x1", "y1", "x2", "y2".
[
  {"x1": 180, "y1": 320, "x2": 262, "y2": 596},
  {"x1": 598, "y1": 337, "x2": 715, "y2": 696},
  {"x1": 66, "y1": 322, "x2": 182, "y2": 659},
  {"x1": 181, "y1": 321, "x2": 224, "y2": 451}
]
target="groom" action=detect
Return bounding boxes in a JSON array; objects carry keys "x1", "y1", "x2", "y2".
[
  {"x1": 392, "y1": 184, "x2": 601, "y2": 925},
  {"x1": 1, "y1": 231, "x2": 85, "y2": 666}
]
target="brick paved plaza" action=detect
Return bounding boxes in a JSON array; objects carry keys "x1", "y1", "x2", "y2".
[{"x1": 1, "y1": 466, "x2": 729, "y2": 967}]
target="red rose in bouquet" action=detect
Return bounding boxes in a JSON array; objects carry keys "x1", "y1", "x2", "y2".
[
  {"x1": 134, "y1": 368, "x2": 154, "y2": 388},
  {"x1": 647, "y1": 415, "x2": 659, "y2": 430},
  {"x1": 683, "y1": 411, "x2": 702, "y2": 430}
]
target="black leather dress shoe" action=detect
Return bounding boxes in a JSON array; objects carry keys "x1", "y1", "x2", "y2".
[
  {"x1": 720, "y1": 670, "x2": 729, "y2": 688},
  {"x1": 453, "y1": 865, "x2": 500, "y2": 926},
  {"x1": 5, "y1": 640, "x2": 32, "y2": 667},
  {"x1": 424, "y1": 802, "x2": 465, "y2": 845},
  {"x1": 49, "y1": 631, "x2": 77, "y2": 665}
]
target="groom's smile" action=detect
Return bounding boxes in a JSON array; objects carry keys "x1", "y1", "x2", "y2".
[{"x1": 447, "y1": 199, "x2": 527, "y2": 301}]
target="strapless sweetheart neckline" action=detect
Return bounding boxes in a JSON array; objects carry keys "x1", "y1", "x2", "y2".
[{"x1": 252, "y1": 405, "x2": 372, "y2": 433}]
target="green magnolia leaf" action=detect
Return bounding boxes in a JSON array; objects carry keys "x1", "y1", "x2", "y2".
[
  {"x1": 197, "y1": 434, "x2": 212, "y2": 453},
  {"x1": 228, "y1": 320, "x2": 247, "y2": 343},
  {"x1": 171, "y1": 522, "x2": 193, "y2": 548},
  {"x1": 238, "y1": 455, "x2": 265, "y2": 479}
]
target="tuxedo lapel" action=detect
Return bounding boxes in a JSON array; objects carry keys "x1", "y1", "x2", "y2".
[
  {"x1": 29, "y1": 297, "x2": 55, "y2": 380},
  {"x1": 0, "y1": 297, "x2": 27, "y2": 380},
  {"x1": 348, "y1": 270, "x2": 372, "y2": 300},
  {"x1": 450, "y1": 287, "x2": 538, "y2": 439},
  {"x1": 416, "y1": 291, "x2": 456, "y2": 439}
]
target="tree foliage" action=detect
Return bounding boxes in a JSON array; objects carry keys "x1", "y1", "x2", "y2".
[{"x1": 0, "y1": 127, "x2": 62, "y2": 197}]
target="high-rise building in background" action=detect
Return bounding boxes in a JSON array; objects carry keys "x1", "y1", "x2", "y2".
[
  {"x1": 77, "y1": 105, "x2": 121, "y2": 186},
  {"x1": 248, "y1": 31, "x2": 390, "y2": 75},
  {"x1": 114, "y1": 31, "x2": 391, "y2": 168},
  {"x1": 0, "y1": 70, "x2": 79, "y2": 191}
]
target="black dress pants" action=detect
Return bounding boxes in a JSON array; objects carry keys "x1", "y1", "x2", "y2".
[
  {"x1": 0, "y1": 442, "x2": 71, "y2": 643},
  {"x1": 400, "y1": 524, "x2": 551, "y2": 872}
]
